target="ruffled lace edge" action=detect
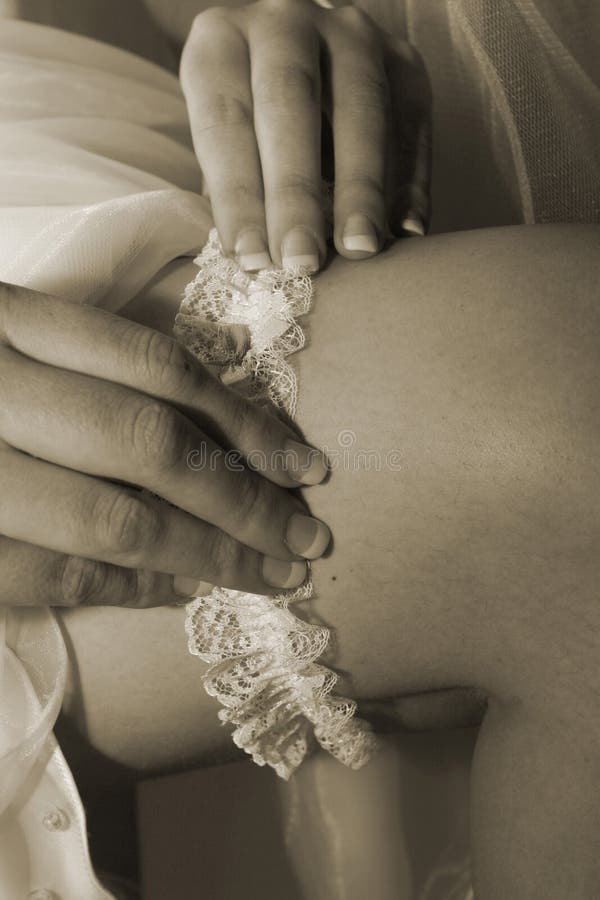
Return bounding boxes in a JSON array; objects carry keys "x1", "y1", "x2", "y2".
[{"x1": 175, "y1": 229, "x2": 378, "y2": 779}]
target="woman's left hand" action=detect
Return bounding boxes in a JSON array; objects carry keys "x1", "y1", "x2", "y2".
[{"x1": 180, "y1": 0, "x2": 431, "y2": 272}]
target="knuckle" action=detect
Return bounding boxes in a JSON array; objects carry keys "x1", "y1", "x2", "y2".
[
  {"x1": 58, "y1": 555, "x2": 108, "y2": 607},
  {"x1": 336, "y1": 171, "x2": 384, "y2": 199},
  {"x1": 128, "y1": 401, "x2": 186, "y2": 475},
  {"x1": 93, "y1": 491, "x2": 162, "y2": 559},
  {"x1": 134, "y1": 329, "x2": 192, "y2": 399},
  {"x1": 221, "y1": 394, "x2": 265, "y2": 461},
  {"x1": 212, "y1": 178, "x2": 263, "y2": 210},
  {"x1": 181, "y1": 9, "x2": 242, "y2": 88},
  {"x1": 183, "y1": 7, "x2": 234, "y2": 63},
  {"x1": 230, "y1": 472, "x2": 263, "y2": 530},
  {"x1": 271, "y1": 171, "x2": 323, "y2": 206},
  {"x1": 338, "y1": 4, "x2": 376, "y2": 36},
  {"x1": 191, "y1": 6, "x2": 233, "y2": 34},
  {"x1": 197, "y1": 92, "x2": 253, "y2": 132},
  {"x1": 348, "y1": 69, "x2": 389, "y2": 114},
  {"x1": 227, "y1": 392, "x2": 255, "y2": 438},
  {"x1": 126, "y1": 569, "x2": 164, "y2": 609},
  {"x1": 262, "y1": 0, "x2": 315, "y2": 23},
  {"x1": 207, "y1": 530, "x2": 245, "y2": 583},
  {"x1": 254, "y1": 64, "x2": 319, "y2": 111}
]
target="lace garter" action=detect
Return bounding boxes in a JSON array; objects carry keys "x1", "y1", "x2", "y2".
[{"x1": 175, "y1": 229, "x2": 378, "y2": 779}]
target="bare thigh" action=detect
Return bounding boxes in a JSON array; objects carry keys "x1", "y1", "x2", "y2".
[{"x1": 58, "y1": 224, "x2": 600, "y2": 777}]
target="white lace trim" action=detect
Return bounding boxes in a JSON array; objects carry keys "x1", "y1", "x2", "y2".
[
  {"x1": 175, "y1": 229, "x2": 378, "y2": 779},
  {"x1": 174, "y1": 229, "x2": 313, "y2": 413}
]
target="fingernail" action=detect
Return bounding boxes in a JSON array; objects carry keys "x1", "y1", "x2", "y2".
[
  {"x1": 342, "y1": 214, "x2": 379, "y2": 254},
  {"x1": 235, "y1": 230, "x2": 272, "y2": 271},
  {"x1": 263, "y1": 557, "x2": 308, "y2": 590},
  {"x1": 400, "y1": 212, "x2": 426, "y2": 237},
  {"x1": 284, "y1": 438, "x2": 328, "y2": 485},
  {"x1": 286, "y1": 513, "x2": 331, "y2": 559},
  {"x1": 173, "y1": 576, "x2": 214, "y2": 598},
  {"x1": 281, "y1": 229, "x2": 320, "y2": 272}
]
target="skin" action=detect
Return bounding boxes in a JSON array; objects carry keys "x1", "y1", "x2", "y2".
[
  {"x1": 0, "y1": 0, "x2": 429, "y2": 886},
  {"x1": 3, "y1": 2, "x2": 599, "y2": 895},
  {"x1": 0, "y1": 287, "x2": 336, "y2": 600},
  {"x1": 0, "y1": 0, "x2": 428, "y2": 608},
  {"x1": 56, "y1": 223, "x2": 600, "y2": 898},
  {"x1": 178, "y1": 0, "x2": 431, "y2": 267},
  {"x1": 1, "y1": 0, "x2": 431, "y2": 268}
]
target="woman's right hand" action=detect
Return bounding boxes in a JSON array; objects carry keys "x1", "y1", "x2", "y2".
[
  {"x1": 0, "y1": 283, "x2": 330, "y2": 608},
  {"x1": 179, "y1": 0, "x2": 431, "y2": 272}
]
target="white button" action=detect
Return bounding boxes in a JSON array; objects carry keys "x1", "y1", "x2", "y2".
[
  {"x1": 42, "y1": 806, "x2": 70, "y2": 832},
  {"x1": 29, "y1": 891, "x2": 59, "y2": 900}
]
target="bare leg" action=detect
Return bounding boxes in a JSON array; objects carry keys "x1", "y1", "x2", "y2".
[
  {"x1": 277, "y1": 738, "x2": 414, "y2": 900},
  {"x1": 59, "y1": 224, "x2": 600, "y2": 897}
]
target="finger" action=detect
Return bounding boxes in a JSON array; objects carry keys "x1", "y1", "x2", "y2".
[
  {"x1": 0, "y1": 447, "x2": 309, "y2": 595},
  {"x1": 0, "y1": 346, "x2": 330, "y2": 564},
  {"x1": 384, "y1": 38, "x2": 432, "y2": 237},
  {"x1": 180, "y1": 10, "x2": 272, "y2": 270},
  {"x1": 0, "y1": 535, "x2": 181, "y2": 609},
  {"x1": 248, "y1": 6, "x2": 325, "y2": 271},
  {"x1": 321, "y1": 6, "x2": 389, "y2": 260},
  {"x1": 0, "y1": 285, "x2": 328, "y2": 488}
]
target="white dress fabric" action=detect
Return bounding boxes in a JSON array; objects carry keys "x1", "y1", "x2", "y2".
[
  {"x1": 0, "y1": 610, "x2": 115, "y2": 899},
  {"x1": 0, "y1": 3, "x2": 598, "y2": 898},
  {"x1": 0, "y1": 18, "x2": 212, "y2": 900}
]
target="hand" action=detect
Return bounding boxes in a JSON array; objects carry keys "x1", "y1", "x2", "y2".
[
  {"x1": 0, "y1": 283, "x2": 331, "y2": 608},
  {"x1": 180, "y1": 0, "x2": 431, "y2": 273}
]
